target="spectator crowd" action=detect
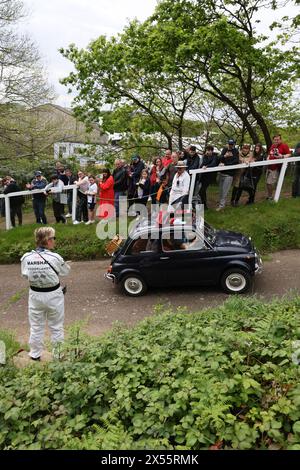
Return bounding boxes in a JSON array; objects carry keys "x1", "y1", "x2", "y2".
[{"x1": 1, "y1": 134, "x2": 300, "y2": 228}]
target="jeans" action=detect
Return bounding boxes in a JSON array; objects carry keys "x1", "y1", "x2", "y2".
[
  {"x1": 114, "y1": 191, "x2": 127, "y2": 217},
  {"x1": 219, "y1": 174, "x2": 233, "y2": 208},
  {"x1": 33, "y1": 198, "x2": 47, "y2": 224}
]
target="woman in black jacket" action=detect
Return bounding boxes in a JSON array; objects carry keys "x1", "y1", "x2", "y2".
[
  {"x1": 199, "y1": 146, "x2": 219, "y2": 209},
  {"x1": 292, "y1": 143, "x2": 300, "y2": 197},
  {"x1": 4, "y1": 177, "x2": 24, "y2": 227},
  {"x1": 135, "y1": 169, "x2": 150, "y2": 206},
  {"x1": 235, "y1": 143, "x2": 266, "y2": 205}
]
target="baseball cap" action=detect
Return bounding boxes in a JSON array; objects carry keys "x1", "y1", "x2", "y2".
[
  {"x1": 35, "y1": 171, "x2": 42, "y2": 176},
  {"x1": 228, "y1": 139, "x2": 235, "y2": 145}
]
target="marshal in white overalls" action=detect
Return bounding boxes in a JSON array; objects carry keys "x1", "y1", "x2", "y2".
[{"x1": 21, "y1": 249, "x2": 70, "y2": 359}]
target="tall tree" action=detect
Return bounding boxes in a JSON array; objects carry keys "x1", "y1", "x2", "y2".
[
  {"x1": 142, "y1": 0, "x2": 299, "y2": 147},
  {"x1": 0, "y1": 0, "x2": 53, "y2": 107},
  {"x1": 0, "y1": 0, "x2": 54, "y2": 161},
  {"x1": 60, "y1": 21, "x2": 201, "y2": 151}
]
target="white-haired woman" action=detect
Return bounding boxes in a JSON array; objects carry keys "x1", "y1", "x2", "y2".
[{"x1": 21, "y1": 227, "x2": 71, "y2": 361}]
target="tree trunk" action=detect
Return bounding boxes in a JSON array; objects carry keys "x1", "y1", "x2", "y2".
[{"x1": 178, "y1": 127, "x2": 183, "y2": 151}]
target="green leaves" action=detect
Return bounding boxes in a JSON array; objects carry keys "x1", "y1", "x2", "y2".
[{"x1": 1, "y1": 296, "x2": 300, "y2": 449}]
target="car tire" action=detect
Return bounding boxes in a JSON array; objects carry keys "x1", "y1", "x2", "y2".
[
  {"x1": 120, "y1": 274, "x2": 148, "y2": 297},
  {"x1": 221, "y1": 268, "x2": 252, "y2": 294}
]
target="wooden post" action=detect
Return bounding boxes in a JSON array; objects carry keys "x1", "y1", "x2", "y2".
[{"x1": 188, "y1": 172, "x2": 197, "y2": 209}]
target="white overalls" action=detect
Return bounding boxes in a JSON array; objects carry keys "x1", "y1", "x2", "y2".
[{"x1": 21, "y1": 249, "x2": 70, "y2": 359}]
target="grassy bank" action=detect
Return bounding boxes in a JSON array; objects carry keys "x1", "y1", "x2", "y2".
[
  {"x1": 1, "y1": 296, "x2": 300, "y2": 449},
  {"x1": 0, "y1": 198, "x2": 300, "y2": 263}
]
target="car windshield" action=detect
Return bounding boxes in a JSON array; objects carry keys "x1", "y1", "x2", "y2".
[{"x1": 204, "y1": 222, "x2": 217, "y2": 244}]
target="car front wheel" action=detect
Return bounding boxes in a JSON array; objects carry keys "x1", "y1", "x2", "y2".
[
  {"x1": 120, "y1": 274, "x2": 148, "y2": 297},
  {"x1": 221, "y1": 268, "x2": 252, "y2": 294}
]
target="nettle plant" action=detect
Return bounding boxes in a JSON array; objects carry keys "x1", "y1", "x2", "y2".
[{"x1": 1, "y1": 296, "x2": 300, "y2": 450}]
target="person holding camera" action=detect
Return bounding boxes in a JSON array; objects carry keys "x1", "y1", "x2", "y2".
[{"x1": 21, "y1": 227, "x2": 71, "y2": 361}]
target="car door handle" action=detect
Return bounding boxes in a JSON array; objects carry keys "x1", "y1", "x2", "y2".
[{"x1": 160, "y1": 257, "x2": 170, "y2": 260}]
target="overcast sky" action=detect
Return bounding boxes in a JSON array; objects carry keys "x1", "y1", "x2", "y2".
[
  {"x1": 20, "y1": 1, "x2": 297, "y2": 108},
  {"x1": 21, "y1": 0, "x2": 158, "y2": 106}
]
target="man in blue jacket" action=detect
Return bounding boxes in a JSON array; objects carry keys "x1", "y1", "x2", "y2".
[{"x1": 26, "y1": 171, "x2": 48, "y2": 224}]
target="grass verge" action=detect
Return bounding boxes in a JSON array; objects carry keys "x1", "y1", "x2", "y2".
[{"x1": 0, "y1": 198, "x2": 300, "y2": 263}]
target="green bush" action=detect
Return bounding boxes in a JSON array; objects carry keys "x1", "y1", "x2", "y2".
[{"x1": 1, "y1": 296, "x2": 300, "y2": 450}]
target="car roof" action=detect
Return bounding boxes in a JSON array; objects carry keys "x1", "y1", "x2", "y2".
[{"x1": 129, "y1": 220, "x2": 204, "y2": 240}]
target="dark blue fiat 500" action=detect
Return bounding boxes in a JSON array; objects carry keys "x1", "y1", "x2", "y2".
[{"x1": 104, "y1": 220, "x2": 262, "y2": 297}]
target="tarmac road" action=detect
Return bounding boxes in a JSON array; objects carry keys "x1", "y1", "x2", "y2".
[{"x1": 0, "y1": 250, "x2": 299, "y2": 343}]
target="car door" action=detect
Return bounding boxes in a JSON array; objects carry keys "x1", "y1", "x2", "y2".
[
  {"x1": 159, "y1": 228, "x2": 220, "y2": 286},
  {"x1": 123, "y1": 234, "x2": 163, "y2": 287}
]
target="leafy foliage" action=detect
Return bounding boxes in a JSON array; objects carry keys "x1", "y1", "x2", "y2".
[
  {"x1": 1, "y1": 296, "x2": 300, "y2": 449},
  {"x1": 60, "y1": 0, "x2": 299, "y2": 149}
]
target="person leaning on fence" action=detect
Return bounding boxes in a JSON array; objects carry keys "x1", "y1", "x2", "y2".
[
  {"x1": 135, "y1": 169, "x2": 151, "y2": 207},
  {"x1": 168, "y1": 161, "x2": 191, "y2": 212},
  {"x1": 235, "y1": 143, "x2": 266, "y2": 205},
  {"x1": 266, "y1": 134, "x2": 291, "y2": 201},
  {"x1": 113, "y1": 159, "x2": 128, "y2": 218},
  {"x1": 98, "y1": 168, "x2": 115, "y2": 220},
  {"x1": 198, "y1": 145, "x2": 219, "y2": 210},
  {"x1": 231, "y1": 143, "x2": 253, "y2": 207},
  {"x1": 26, "y1": 171, "x2": 48, "y2": 224},
  {"x1": 216, "y1": 139, "x2": 239, "y2": 211},
  {"x1": 85, "y1": 175, "x2": 98, "y2": 225},
  {"x1": 292, "y1": 143, "x2": 300, "y2": 198},
  {"x1": 3, "y1": 176, "x2": 25, "y2": 227},
  {"x1": 21, "y1": 227, "x2": 71, "y2": 361},
  {"x1": 45, "y1": 175, "x2": 66, "y2": 224},
  {"x1": 166, "y1": 152, "x2": 179, "y2": 188},
  {"x1": 0, "y1": 177, "x2": 7, "y2": 217},
  {"x1": 156, "y1": 176, "x2": 169, "y2": 204},
  {"x1": 73, "y1": 170, "x2": 89, "y2": 225},
  {"x1": 150, "y1": 157, "x2": 165, "y2": 205},
  {"x1": 127, "y1": 155, "x2": 145, "y2": 207},
  {"x1": 64, "y1": 168, "x2": 76, "y2": 218}
]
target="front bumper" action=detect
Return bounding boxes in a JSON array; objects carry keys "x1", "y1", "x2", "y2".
[
  {"x1": 104, "y1": 273, "x2": 116, "y2": 283},
  {"x1": 254, "y1": 255, "x2": 263, "y2": 274}
]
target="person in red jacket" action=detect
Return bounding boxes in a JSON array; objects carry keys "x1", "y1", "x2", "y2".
[
  {"x1": 98, "y1": 169, "x2": 115, "y2": 219},
  {"x1": 162, "y1": 149, "x2": 173, "y2": 167},
  {"x1": 266, "y1": 134, "x2": 291, "y2": 200}
]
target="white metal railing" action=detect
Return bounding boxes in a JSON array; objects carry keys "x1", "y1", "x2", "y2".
[
  {"x1": 1, "y1": 156, "x2": 299, "y2": 230},
  {"x1": 0, "y1": 184, "x2": 78, "y2": 230},
  {"x1": 188, "y1": 156, "x2": 299, "y2": 206}
]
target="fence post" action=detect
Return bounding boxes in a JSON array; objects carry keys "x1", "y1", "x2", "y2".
[
  {"x1": 274, "y1": 161, "x2": 288, "y2": 203},
  {"x1": 5, "y1": 195, "x2": 11, "y2": 230},
  {"x1": 72, "y1": 186, "x2": 77, "y2": 222},
  {"x1": 188, "y1": 172, "x2": 197, "y2": 208}
]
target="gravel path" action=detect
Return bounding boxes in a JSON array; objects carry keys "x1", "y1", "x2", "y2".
[{"x1": 0, "y1": 250, "x2": 299, "y2": 343}]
